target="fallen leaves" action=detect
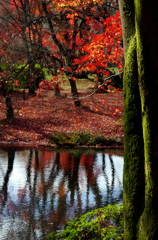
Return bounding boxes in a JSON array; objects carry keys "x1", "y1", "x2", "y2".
[{"x1": 0, "y1": 89, "x2": 124, "y2": 146}]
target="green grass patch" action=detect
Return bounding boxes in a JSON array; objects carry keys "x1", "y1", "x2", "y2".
[
  {"x1": 116, "y1": 118, "x2": 124, "y2": 124},
  {"x1": 45, "y1": 204, "x2": 124, "y2": 240},
  {"x1": 49, "y1": 132, "x2": 122, "y2": 148},
  {"x1": 61, "y1": 78, "x2": 92, "y2": 91},
  {"x1": 49, "y1": 132, "x2": 91, "y2": 147}
]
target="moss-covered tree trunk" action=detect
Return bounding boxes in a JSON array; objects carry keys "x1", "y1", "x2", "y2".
[{"x1": 119, "y1": 0, "x2": 158, "y2": 239}]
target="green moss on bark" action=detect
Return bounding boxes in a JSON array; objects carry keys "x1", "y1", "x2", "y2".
[
  {"x1": 119, "y1": 0, "x2": 158, "y2": 239},
  {"x1": 123, "y1": 36, "x2": 145, "y2": 240}
]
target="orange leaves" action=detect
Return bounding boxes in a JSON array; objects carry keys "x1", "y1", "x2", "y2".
[
  {"x1": 37, "y1": 75, "x2": 65, "y2": 96},
  {"x1": 53, "y1": 0, "x2": 104, "y2": 10},
  {"x1": 36, "y1": 80, "x2": 53, "y2": 96},
  {"x1": 13, "y1": 80, "x2": 20, "y2": 87},
  {"x1": 115, "y1": 107, "x2": 122, "y2": 113},
  {"x1": 99, "y1": 98, "x2": 106, "y2": 104},
  {"x1": 74, "y1": 11, "x2": 123, "y2": 72}
]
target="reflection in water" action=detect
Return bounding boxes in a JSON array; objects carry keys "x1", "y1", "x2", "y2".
[
  {"x1": 1, "y1": 151, "x2": 15, "y2": 205},
  {"x1": 0, "y1": 148, "x2": 123, "y2": 240}
]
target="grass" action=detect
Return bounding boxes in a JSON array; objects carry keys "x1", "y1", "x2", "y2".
[
  {"x1": 61, "y1": 78, "x2": 93, "y2": 90},
  {"x1": 45, "y1": 204, "x2": 124, "y2": 240},
  {"x1": 49, "y1": 132, "x2": 123, "y2": 148}
]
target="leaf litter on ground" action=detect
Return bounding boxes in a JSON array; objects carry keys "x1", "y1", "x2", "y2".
[{"x1": 0, "y1": 88, "x2": 124, "y2": 147}]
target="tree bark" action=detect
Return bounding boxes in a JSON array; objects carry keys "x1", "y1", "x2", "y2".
[
  {"x1": 69, "y1": 78, "x2": 81, "y2": 107},
  {"x1": 118, "y1": 0, "x2": 158, "y2": 239},
  {"x1": 0, "y1": 80, "x2": 14, "y2": 119}
]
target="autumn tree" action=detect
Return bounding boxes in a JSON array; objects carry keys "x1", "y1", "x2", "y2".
[
  {"x1": 0, "y1": 0, "x2": 122, "y2": 118},
  {"x1": 73, "y1": 10, "x2": 123, "y2": 90},
  {"x1": 1, "y1": 0, "x2": 120, "y2": 102},
  {"x1": 0, "y1": 0, "x2": 47, "y2": 93},
  {"x1": 118, "y1": 0, "x2": 158, "y2": 239},
  {"x1": 0, "y1": 2, "x2": 20, "y2": 119},
  {"x1": 0, "y1": 0, "x2": 48, "y2": 119},
  {"x1": 41, "y1": 0, "x2": 116, "y2": 106}
]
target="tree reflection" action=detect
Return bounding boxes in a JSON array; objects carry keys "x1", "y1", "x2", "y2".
[
  {"x1": 1, "y1": 151, "x2": 15, "y2": 206},
  {"x1": 101, "y1": 154, "x2": 121, "y2": 205},
  {"x1": 0, "y1": 148, "x2": 123, "y2": 240}
]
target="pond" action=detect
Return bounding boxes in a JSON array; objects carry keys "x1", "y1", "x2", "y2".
[{"x1": 0, "y1": 147, "x2": 123, "y2": 240}]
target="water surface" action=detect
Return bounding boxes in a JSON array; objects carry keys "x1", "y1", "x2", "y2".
[{"x1": 0, "y1": 148, "x2": 123, "y2": 240}]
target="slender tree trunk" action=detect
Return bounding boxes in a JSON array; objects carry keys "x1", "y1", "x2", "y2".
[
  {"x1": 5, "y1": 95, "x2": 14, "y2": 120},
  {"x1": 28, "y1": 63, "x2": 43, "y2": 94},
  {"x1": 69, "y1": 78, "x2": 80, "y2": 107},
  {"x1": 1, "y1": 80, "x2": 14, "y2": 119}
]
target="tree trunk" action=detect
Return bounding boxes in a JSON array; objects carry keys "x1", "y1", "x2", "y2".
[
  {"x1": 54, "y1": 83, "x2": 60, "y2": 96},
  {"x1": 28, "y1": 63, "x2": 44, "y2": 94},
  {"x1": 5, "y1": 95, "x2": 14, "y2": 120},
  {"x1": 135, "y1": 1, "x2": 158, "y2": 238},
  {"x1": 119, "y1": 0, "x2": 158, "y2": 239},
  {"x1": 69, "y1": 78, "x2": 80, "y2": 107},
  {"x1": 0, "y1": 80, "x2": 14, "y2": 119},
  {"x1": 123, "y1": 36, "x2": 145, "y2": 240}
]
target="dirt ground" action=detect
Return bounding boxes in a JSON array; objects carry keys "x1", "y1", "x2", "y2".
[{"x1": 0, "y1": 87, "x2": 124, "y2": 148}]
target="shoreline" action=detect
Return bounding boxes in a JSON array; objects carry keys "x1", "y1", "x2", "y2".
[{"x1": 0, "y1": 139, "x2": 124, "y2": 151}]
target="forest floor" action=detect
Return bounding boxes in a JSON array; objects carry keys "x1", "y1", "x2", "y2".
[{"x1": 0, "y1": 82, "x2": 124, "y2": 149}]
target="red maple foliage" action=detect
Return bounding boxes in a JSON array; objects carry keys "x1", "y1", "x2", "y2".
[
  {"x1": 73, "y1": 11, "x2": 123, "y2": 74},
  {"x1": 0, "y1": 0, "x2": 124, "y2": 148},
  {"x1": 0, "y1": 0, "x2": 123, "y2": 91}
]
